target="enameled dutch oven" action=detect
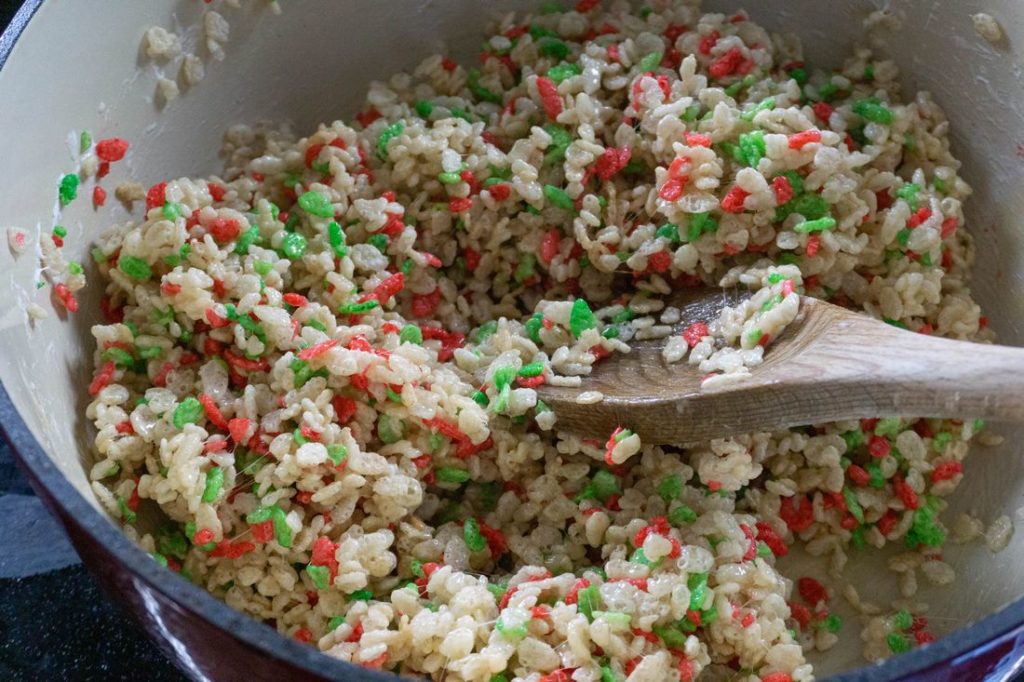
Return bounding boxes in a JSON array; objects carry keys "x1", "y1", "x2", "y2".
[{"x1": 2, "y1": 1, "x2": 1024, "y2": 680}]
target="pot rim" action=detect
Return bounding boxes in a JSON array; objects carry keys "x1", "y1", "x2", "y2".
[{"x1": 1, "y1": 2, "x2": 1022, "y2": 680}]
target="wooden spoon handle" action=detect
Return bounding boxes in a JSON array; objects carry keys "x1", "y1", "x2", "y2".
[{"x1": 764, "y1": 298, "x2": 1024, "y2": 422}]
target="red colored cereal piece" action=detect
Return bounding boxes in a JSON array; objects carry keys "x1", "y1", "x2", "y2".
[
  {"x1": 54, "y1": 283, "x2": 79, "y2": 313},
  {"x1": 594, "y1": 145, "x2": 632, "y2": 180},
  {"x1": 893, "y1": 476, "x2": 920, "y2": 510},
  {"x1": 709, "y1": 47, "x2": 743, "y2": 79},
  {"x1": 95, "y1": 138, "x2": 129, "y2": 162},
  {"x1": 198, "y1": 393, "x2": 229, "y2": 431},
  {"x1": 682, "y1": 322, "x2": 708, "y2": 347},
  {"x1": 755, "y1": 521, "x2": 789, "y2": 557},
  {"x1": 720, "y1": 185, "x2": 749, "y2": 213},
  {"x1": 868, "y1": 435, "x2": 891, "y2": 459},
  {"x1": 931, "y1": 460, "x2": 963, "y2": 483},
  {"x1": 659, "y1": 176, "x2": 687, "y2": 201},
  {"x1": 146, "y1": 182, "x2": 167, "y2": 211},
  {"x1": 208, "y1": 217, "x2": 241, "y2": 244},
  {"x1": 779, "y1": 494, "x2": 814, "y2": 532},
  {"x1": 536, "y1": 76, "x2": 563, "y2": 121},
  {"x1": 788, "y1": 129, "x2": 822, "y2": 149},
  {"x1": 412, "y1": 288, "x2": 442, "y2": 317},
  {"x1": 298, "y1": 339, "x2": 338, "y2": 361},
  {"x1": 797, "y1": 576, "x2": 828, "y2": 606},
  {"x1": 647, "y1": 250, "x2": 672, "y2": 273},
  {"x1": 772, "y1": 176, "x2": 793, "y2": 204}
]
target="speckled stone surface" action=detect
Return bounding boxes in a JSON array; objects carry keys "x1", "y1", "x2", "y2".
[
  {"x1": 0, "y1": 7, "x2": 180, "y2": 678},
  {"x1": 0, "y1": 438, "x2": 185, "y2": 680}
]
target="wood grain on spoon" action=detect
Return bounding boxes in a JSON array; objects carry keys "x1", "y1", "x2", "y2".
[{"x1": 537, "y1": 288, "x2": 1024, "y2": 444}]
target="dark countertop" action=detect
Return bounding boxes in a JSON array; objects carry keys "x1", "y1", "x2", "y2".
[{"x1": 0, "y1": 446, "x2": 185, "y2": 681}]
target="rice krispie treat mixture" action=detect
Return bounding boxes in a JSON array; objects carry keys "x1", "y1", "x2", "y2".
[{"x1": 83, "y1": 2, "x2": 990, "y2": 680}]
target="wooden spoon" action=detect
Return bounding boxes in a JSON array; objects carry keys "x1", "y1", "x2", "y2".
[{"x1": 537, "y1": 287, "x2": 1024, "y2": 443}]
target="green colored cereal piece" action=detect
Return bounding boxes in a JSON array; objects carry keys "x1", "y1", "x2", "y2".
[
  {"x1": 841, "y1": 430, "x2": 864, "y2": 451},
  {"x1": 515, "y1": 253, "x2": 537, "y2": 282},
  {"x1": 58, "y1": 174, "x2": 79, "y2": 206},
  {"x1": 656, "y1": 223, "x2": 680, "y2": 243},
  {"x1": 688, "y1": 572, "x2": 709, "y2": 610},
  {"x1": 377, "y1": 414, "x2": 404, "y2": 443},
  {"x1": 234, "y1": 226, "x2": 261, "y2": 255},
  {"x1": 638, "y1": 51, "x2": 662, "y2": 72},
  {"x1": 653, "y1": 624, "x2": 687, "y2": 648},
  {"x1": 327, "y1": 221, "x2": 348, "y2": 258},
  {"x1": 741, "y1": 96, "x2": 770, "y2": 120},
  {"x1": 463, "y1": 517, "x2": 487, "y2": 552},
  {"x1": 327, "y1": 444, "x2": 348, "y2": 466},
  {"x1": 577, "y1": 585, "x2": 601, "y2": 621},
  {"x1": 495, "y1": 618, "x2": 528, "y2": 640},
  {"x1": 280, "y1": 232, "x2": 308, "y2": 260},
  {"x1": 569, "y1": 298, "x2": 596, "y2": 337},
  {"x1": 875, "y1": 417, "x2": 902, "y2": 437},
  {"x1": 886, "y1": 632, "x2": 911, "y2": 654},
  {"x1": 543, "y1": 184, "x2": 574, "y2": 210},
  {"x1": 843, "y1": 487, "x2": 865, "y2": 524},
  {"x1": 436, "y1": 467, "x2": 470, "y2": 484},
  {"x1": 794, "y1": 216, "x2": 837, "y2": 233},
  {"x1": 492, "y1": 365, "x2": 517, "y2": 391},
  {"x1": 657, "y1": 474, "x2": 683, "y2": 502},
  {"x1": 590, "y1": 470, "x2": 620, "y2": 501},
  {"x1": 201, "y1": 467, "x2": 224, "y2": 503},
  {"x1": 102, "y1": 347, "x2": 135, "y2": 367},
  {"x1": 172, "y1": 397, "x2": 202, "y2": 429},
  {"x1": 892, "y1": 610, "x2": 913, "y2": 631},
  {"x1": 852, "y1": 97, "x2": 894, "y2": 125},
  {"x1": 298, "y1": 190, "x2": 334, "y2": 218},
  {"x1": 467, "y1": 69, "x2": 502, "y2": 104},
  {"x1": 377, "y1": 122, "x2": 405, "y2": 160},
  {"x1": 270, "y1": 505, "x2": 293, "y2": 547},
  {"x1": 399, "y1": 325, "x2": 423, "y2": 345},
  {"x1": 117, "y1": 496, "x2": 136, "y2": 524},
  {"x1": 543, "y1": 124, "x2": 573, "y2": 166},
  {"x1": 118, "y1": 255, "x2": 152, "y2": 280},
  {"x1": 518, "y1": 362, "x2": 544, "y2": 377},
  {"x1": 737, "y1": 130, "x2": 766, "y2": 167},
  {"x1": 538, "y1": 36, "x2": 569, "y2": 60},
  {"x1": 895, "y1": 183, "x2": 921, "y2": 210},
  {"x1": 338, "y1": 300, "x2": 379, "y2": 315},
  {"x1": 822, "y1": 614, "x2": 843, "y2": 633},
  {"x1": 669, "y1": 505, "x2": 697, "y2": 525},
  {"x1": 524, "y1": 312, "x2": 544, "y2": 343},
  {"x1": 306, "y1": 564, "x2": 330, "y2": 590},
  {"x1": 548, "y1": 62, "x2": 582, "y2": 83},
  {"x1": 904, "y1": 505, "x2": 946, "y2": 549}
]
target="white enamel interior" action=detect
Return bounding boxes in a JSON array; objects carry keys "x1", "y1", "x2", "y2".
[{"x1": 1, "y1": 0, "x2": 1022, "y2": 677}]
